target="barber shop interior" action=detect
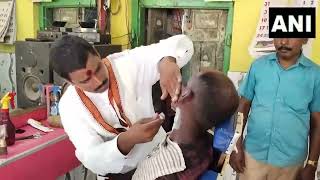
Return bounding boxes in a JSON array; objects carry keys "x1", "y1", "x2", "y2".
[{"x1": 0, "y1": 0, "x2": 320, "y2": 180}]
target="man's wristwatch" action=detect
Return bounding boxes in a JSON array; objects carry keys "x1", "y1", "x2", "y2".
[{"x1": 307, "y1": 160, "x2": 318, "y2": 168}]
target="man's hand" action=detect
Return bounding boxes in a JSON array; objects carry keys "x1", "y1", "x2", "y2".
[
  {"x1": 159, "y1": 56, "x2": 182, "y2": 103},
  {"x1": 296, "y1": 165, "x2": 316, "y2": 180},
  {"x1": 117, "y1": 114, "x2": 164, "y2": 155},
  {"x1": 229, "y1": 139, "x2": 246, "y2": 173},
  {"x1": 128, "y1": 114, "x2": 164, "y2": 144}
]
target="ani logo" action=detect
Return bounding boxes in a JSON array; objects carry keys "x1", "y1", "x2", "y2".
[{"x1": 269, "y1": 7, "x2": 316, "y2": 38}]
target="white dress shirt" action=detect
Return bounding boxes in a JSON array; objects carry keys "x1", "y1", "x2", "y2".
[{"x1": 59, "y1": 34, "x2": 194, "y2": 175}]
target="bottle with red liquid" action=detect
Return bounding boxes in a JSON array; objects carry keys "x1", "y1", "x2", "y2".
[{"x1": 0, "y1": 92, "x2": 16, "y2": 146}]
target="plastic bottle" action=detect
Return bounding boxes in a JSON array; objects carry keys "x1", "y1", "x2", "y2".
[
  {"x1": 0, "y1": 92, "x2": 16, "y2": 146},
  {"x1": 48, "y1": 86, "x2": 62, "y2": 128},
  {"x1": 50, "y1": 86, "x2": 61, "y2": 116}
]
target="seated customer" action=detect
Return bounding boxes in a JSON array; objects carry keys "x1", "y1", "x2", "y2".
[{"x1": 133, "y1": 70, "x2": 239, "y2": 180}]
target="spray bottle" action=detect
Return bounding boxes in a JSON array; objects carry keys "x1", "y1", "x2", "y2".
[{"x1": 0, "y1": 92, "x2": 16, "y2": 146}]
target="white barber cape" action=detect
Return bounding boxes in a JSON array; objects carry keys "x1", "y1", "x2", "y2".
[{"x1": 59, "y1": 34, "x2": 194, "y2": 175}]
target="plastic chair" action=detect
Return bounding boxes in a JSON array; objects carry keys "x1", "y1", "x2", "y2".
[{"x1": 200, "y1": 113, "x2": 244, "y2": 180}]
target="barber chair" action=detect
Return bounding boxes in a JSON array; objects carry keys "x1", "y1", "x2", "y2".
[{"x1": 200, "y1": 112, "x2": 244, "y2": 180}]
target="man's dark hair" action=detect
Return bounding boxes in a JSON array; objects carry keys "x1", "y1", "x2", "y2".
[
  {"x1": 194, "y1": 70, "x2": 239, "y2": 127},
  {"x1": 49, "y1": 35, "x2": 99, "y2": 81}
]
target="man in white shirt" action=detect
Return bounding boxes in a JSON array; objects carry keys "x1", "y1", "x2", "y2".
[{"x1": 49, "y1": 34, "x2": 194, "y2": 179}]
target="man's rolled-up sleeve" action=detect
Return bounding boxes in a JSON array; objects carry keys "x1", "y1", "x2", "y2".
[
  {"x1": 122, "y1": 34, "x2": 194, "y2": 86},
  {"x1": 310, "y1": 75, "x2": 320, "y2": 113}
]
